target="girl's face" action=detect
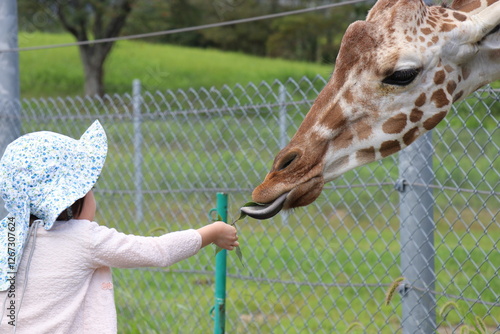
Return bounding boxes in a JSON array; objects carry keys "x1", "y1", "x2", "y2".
[{"x1": 76, "y1": 190, "x2": 96, "y2": 221}]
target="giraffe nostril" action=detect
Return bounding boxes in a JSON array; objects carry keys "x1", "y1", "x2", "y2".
[{"x1": 277, "y1": 153, "x2": 298, "y2": 171}]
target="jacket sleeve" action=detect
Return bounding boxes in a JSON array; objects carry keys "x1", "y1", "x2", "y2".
[{"x1": 87, "y1": 221, "x2": 202, "y2": 269}]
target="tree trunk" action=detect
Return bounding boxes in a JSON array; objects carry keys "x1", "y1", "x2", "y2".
[
  {"x1": 83, "y1": 65, "x2": 103, "y2": 97},
  {"x1": 56, "y1": 0, "x2": 133, "y2": 97},
  {"x1": 79, "y1": 45, "x2": 110, "y2": 97},
  {"x1": 81, "y1": 57, "x2": 104, "y2": 97}
]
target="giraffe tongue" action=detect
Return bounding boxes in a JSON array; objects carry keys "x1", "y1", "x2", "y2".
[{"x1": 240, "y1": 193, "x2": 288, "y2": 220}]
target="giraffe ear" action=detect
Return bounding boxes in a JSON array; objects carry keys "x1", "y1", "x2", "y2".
[
  {"x1": 445, "y1": 2, "x2": 500, "y2": 63},
  {"x1": 468, "y1": 1, "x2": 500, "y2": 40}
]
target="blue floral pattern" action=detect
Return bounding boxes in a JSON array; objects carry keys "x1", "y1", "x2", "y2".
[{"x1": 0, "y1": 120, "x2": 108, "y2": 291}]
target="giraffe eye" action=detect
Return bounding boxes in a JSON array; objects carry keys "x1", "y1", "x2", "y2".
[{"x1": 382, "y1": 69, "x2": 420, "y2": 86}]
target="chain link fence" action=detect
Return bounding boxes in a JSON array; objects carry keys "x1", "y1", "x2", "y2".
[{"x1": 8, "y1": 75, "x2": 500, "y2": 333}]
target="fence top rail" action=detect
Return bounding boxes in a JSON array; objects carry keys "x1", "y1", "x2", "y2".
[{"x1": 15, "y1": 77, "x2": 500, "y2": 122}]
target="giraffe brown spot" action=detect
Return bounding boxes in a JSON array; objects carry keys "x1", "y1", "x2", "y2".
[
  {"x1": 462, "y1": 67, "x2": 471, "y2": 80},
  {"x1": 403, "y1": 127, "x2": 420, "y2": 146},
  {"x1": 356, "y1": 147, "x2": 376, "y2": 163},
  {"x1": 430, "y1": 89, "x2": 449, "y2": 108},
  {"x1": 406, "y1": 36, "x2": 413, "y2": 42},
  {"x1": 330, "y1": 21, "x2": 379, "y2": 92},
  {"x1": 382, "y1": 113, "x2": 407, "y2": 134},
  {"x1": 380, "y1": 140, "x2": 401, "y2": 158},
  {"x1": 319, "y1": 101, "x2": 346, "y2": 131},
  {"x1": 410, "y1": 108, "x2": 424, "y2": 122},
  {"x1": 453, "y1": 0, "x2": 481, "y2": 12},
  {"x1": 452, "y1": 12, "x2": 467, "y2": 21},
  {"x1": 333, "y1": 127, "x2": 354, "y2": 150},
  {"x1": 453, "y1": 90, "x2": 464, "y2": 103},
  {"x1": 423, "y1": 111, "x2": 448, "y2": 130},
  {"x1": 487, "y1": 0, "x2": 496, "y2": 5},
  {"x1": 419, "y1": 36, "x2": 425, "y2": 43},
  {"x1": 427, "y1": 20, "x2": 436, "y2": 28},
  {"x1": 429, "y1": 36, "x2": 438, "y2": 45},
  {"x1": 447, "y1": 80, "x2": 457, "y2": 95},
  {"x1": 354, "y1": 119, "x2": 372, "y2": 140},
  {"x1": 421, "y1": 27, "x2": 432, "y2": 35},
  {"x1": 434, "y1": 70, "x2": 446, "y2": 85},
  {"x1": 344, "y1": 89, "x2": 354, "y2": 105},
  {"x1": 444, "y1": 65, "x2": 453, "y2": 73},
  {"x1": 440, "y1": 23, "x2": 456, "y2": 32},
  {"x1": 490, "y1": 49, "x2": 500, "y2": 62},
  {"x1": 414, "y1": 93, "x2": 426, "y2": 107}
]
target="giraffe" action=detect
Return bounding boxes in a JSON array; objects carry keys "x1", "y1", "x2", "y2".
[{"x1": 244, "y1": 0, "x2": 500, "y2": 219}]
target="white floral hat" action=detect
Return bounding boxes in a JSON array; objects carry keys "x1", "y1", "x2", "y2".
[{"x1": 0, "y1": 120, "x2": 108, "y2": 291}]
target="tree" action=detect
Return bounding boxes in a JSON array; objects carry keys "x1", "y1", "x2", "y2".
[
  {"x1": 19, "y1": 0, "x2": 136, "y2": 97},
  {"x1": 58, "y1": 0, "x2": 135, "y2": 96}
]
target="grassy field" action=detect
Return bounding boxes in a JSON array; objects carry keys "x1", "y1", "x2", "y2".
[
  {"x1": 19, "y1": 32, "x2": 332, "y2": 98},
  {"x1": 18, "y1": 32, "x2": 499, "y2": 100},
  {"x1": 110, "y1": 212, "x2": 498, "y2": 333}
]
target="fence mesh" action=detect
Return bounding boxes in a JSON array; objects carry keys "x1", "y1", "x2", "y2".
[{"x1": 10, "y1": 76, "x2": 500, "y2": 333}]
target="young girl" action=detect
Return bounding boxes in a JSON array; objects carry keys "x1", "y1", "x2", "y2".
[{"x1": 0, "y1": 121, "x2": 238, "y2": 333}]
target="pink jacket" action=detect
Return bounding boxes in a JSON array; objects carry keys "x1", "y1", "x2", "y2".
[{"x1": 0, "y1": 219, "x2": 202, "y2": 333}]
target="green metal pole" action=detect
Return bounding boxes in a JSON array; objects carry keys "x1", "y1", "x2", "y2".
[{"x1": 214, "y1": 192, "x2": 228, "y2": 334}]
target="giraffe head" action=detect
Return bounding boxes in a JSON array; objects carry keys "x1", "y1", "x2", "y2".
[{"x1": 248, "y1": 0, "x2": 500, "y2": 218}]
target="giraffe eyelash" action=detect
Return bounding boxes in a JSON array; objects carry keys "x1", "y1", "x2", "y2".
[{"x1": 382, "y1": 68, "x2": 421, "y2": 86}]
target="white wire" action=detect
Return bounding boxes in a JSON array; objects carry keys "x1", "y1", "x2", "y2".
[{"x1": 0, "y1": 0, "x2": 370, "y2": 53}]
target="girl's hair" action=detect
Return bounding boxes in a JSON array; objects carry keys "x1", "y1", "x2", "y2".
[{"x1": 29, "y1": 197, "x2": 85, "y2": 225}]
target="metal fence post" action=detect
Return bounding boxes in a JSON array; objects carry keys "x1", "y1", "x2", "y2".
[
  {"x1": 279, "y1": 84, "x2": 290, "y2": 225},
  {"x1": 279, "y1": 83, "x2": 287, "y2": 149},
  {"x1": 133, "y1": 79, "x2": 143, "y2": 222},
  {"x1": 398, "y1": 131, "x2": 436, "y2": 333},
  {"x1": 214, "y1": 192, "x2": 228, "y2": 334},
  {"x1": 0, "y1": 0, "x2": 21, "y2": 218}
]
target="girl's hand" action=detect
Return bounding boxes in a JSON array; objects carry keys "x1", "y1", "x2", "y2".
[{"x1": 197, "y1": 221, "x2": 239, "y2": 250}]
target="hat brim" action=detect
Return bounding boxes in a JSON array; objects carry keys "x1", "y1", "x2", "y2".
[{"x1": 42, "y1": 120, "x2": 108, "y2": 229}]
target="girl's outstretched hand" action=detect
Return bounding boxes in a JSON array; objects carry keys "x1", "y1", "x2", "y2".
[{"x1": 197, "y1": 221, "x2": 239, "y2": 250}]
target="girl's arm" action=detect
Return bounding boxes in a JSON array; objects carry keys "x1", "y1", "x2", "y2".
[{"x1": 86, "y1": 221, "x2": 237, "y2": 269}]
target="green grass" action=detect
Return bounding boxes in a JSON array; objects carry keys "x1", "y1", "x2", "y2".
[
  {"x1": 19, "y1": 32, "x2": 332, "y2": 98},
  {"x1": 111, "y1": 218, "x2": 498, "y2": 333},
  {"x1": 19, "y1": 31, "x2": 499, "y2": 100}
]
